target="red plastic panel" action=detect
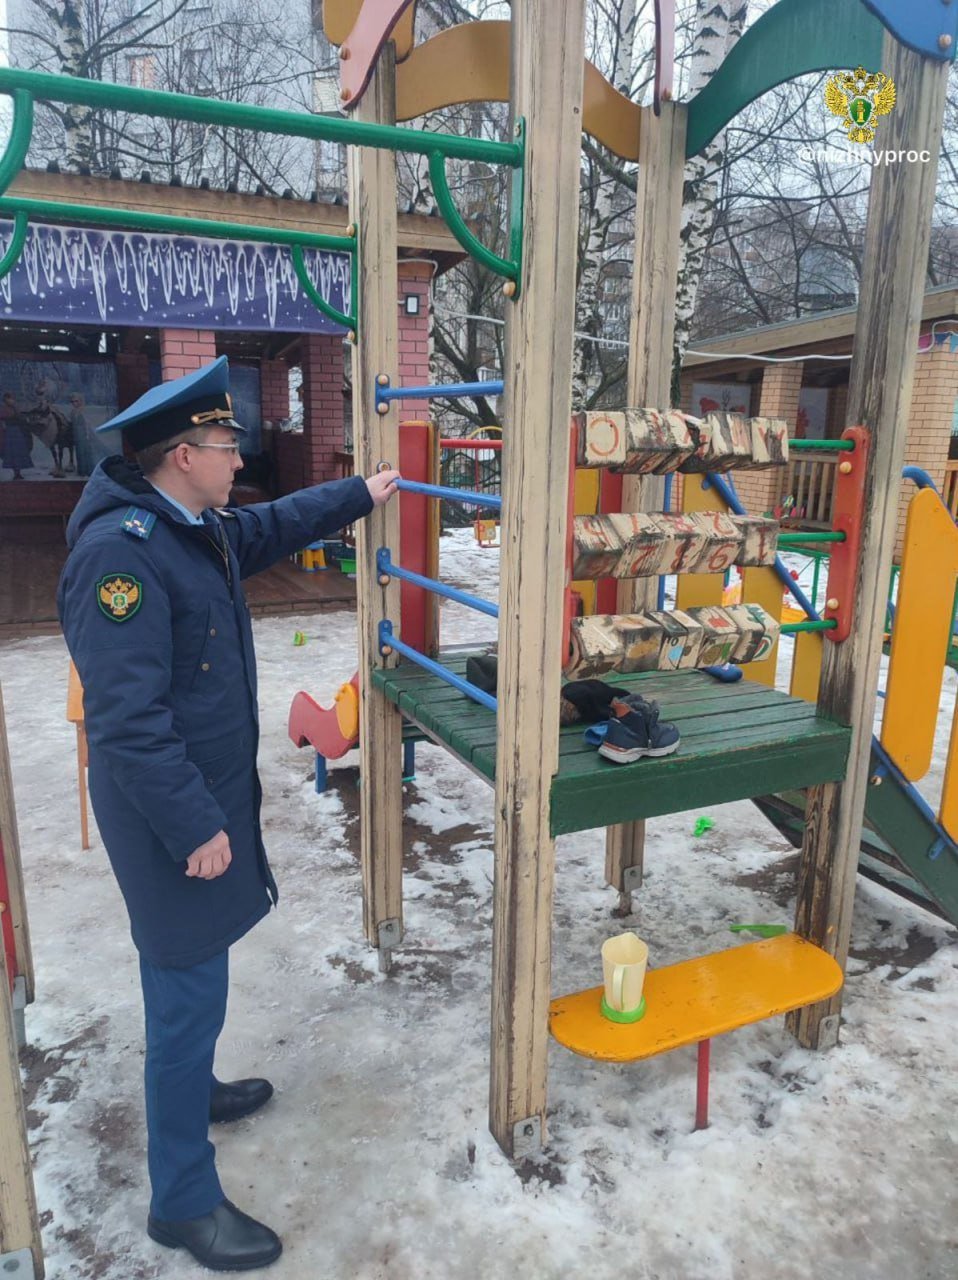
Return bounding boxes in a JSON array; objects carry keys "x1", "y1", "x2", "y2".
[
  {"x1": 822, "y1": 425, "x2": 870, "y2": 643},
  {"x1": 339, "y1": 0, "x2": 418, "y2": 109},
  {"x1": 0, "y1": 836, "x2": 17, "y2": 994}
]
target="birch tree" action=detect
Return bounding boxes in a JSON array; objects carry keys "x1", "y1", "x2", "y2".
[
  {"x1": 4, "y1": 0, "x2": 315, "y2": 188},
  {"x1": 571, "y1": 0, "x2": 641, "y2": 408},
  {"x1": 672, "y1": 0, "x2": 747, "y2": 386}
]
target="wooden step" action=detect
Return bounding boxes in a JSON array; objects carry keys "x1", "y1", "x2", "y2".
[
  {"x1": 549, "y1": 933, "x2": 843, "y2": 1063},
  {"x1": 572, "y1": 511, "x2": 778, "y2": 580},
  {"x1": 566, "y1": 603, "x2": 779, "y2": 677}
]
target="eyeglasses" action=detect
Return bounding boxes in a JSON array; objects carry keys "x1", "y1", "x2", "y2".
[{"x1": 165, "y1": 440, "x2": 242, "y2": 458}]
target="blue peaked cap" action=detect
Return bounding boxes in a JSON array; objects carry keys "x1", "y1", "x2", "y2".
[{"x1": 96, "y1": 355, "x2": 246, "y2": 452}]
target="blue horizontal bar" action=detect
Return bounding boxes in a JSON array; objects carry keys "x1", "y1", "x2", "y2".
[
  {"x1": 378, "y1": 380, "x2": 504, "y2": 404},
  {"x1": 703, "y1": 472, "x2": 820, "y2": 620},
  {"x1": 379, "y1": 621, "x2": 497, "y2": 713},
  {"x1": 377, "y1": 549, "x2": 499, "y2": 618},
  {"x1": 396, "y1": 478, "x2": 502, "y2": 510}
]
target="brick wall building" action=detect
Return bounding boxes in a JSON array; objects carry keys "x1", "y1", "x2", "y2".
[
  {"x1": 0, "y1": 171, "x2": 466, "y2": 528},
  {"x1": 680, "y1": 285, "x2": 958, "y2": 559}
]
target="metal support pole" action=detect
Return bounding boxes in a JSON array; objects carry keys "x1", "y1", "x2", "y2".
[{"x1": 695, "y1": 1039, "x2": 711, "y2": 1131}]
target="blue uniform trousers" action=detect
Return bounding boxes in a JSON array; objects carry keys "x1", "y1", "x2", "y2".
[{"x1": 139, "y1": 950, "x2": 229, "y2": 1221}]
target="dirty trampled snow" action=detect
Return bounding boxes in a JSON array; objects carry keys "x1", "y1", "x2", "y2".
[{"x1": 1, "y1": 529, "x2": 956, "y2": 1280}]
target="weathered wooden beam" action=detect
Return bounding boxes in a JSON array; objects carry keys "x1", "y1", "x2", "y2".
[
  {"x1": 0, "y1": 939, "x2": 42, "y2": 1275},
  {"x1": 790, "y1": 35, "x2": 951, "y2": 1048},
  {"x1": 8, "y1": 169, "x2": 465, "y2": 262},
  {"x1": 606, "y1": 103, "x2": 687, "y2": 901},
  {"x1": 489, "y1": 0, "x2": 586, "y2": 1157},
  {"x1": 348, "y1": 46, "x2": 405, "y2": 969},
  {"x1": 0, "y1": 687, "x2": 33, "y2": 1003}
]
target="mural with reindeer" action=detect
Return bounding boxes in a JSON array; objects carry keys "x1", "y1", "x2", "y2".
[{"x1": 0, "y1": 359, "x2": 119, "y2": 481}]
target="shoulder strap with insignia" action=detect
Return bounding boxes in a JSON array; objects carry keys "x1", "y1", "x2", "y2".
[{"x1": 121, "y1": 506, "x2": 157, "y2": 540}]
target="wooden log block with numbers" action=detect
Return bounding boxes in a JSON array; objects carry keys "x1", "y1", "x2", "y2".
[
  {"x1": 680, "y1": 411, "x2": 752, "y2": 473},
  {"x1": 566, "y1": 604, "x2": 779, "y2": 677},
  {"x1": 620, "y1": 408, "x2": 695, "y2": 474},
  {"x1": 574, "y1": 408, "x2": 789, "y2": 474},
  {"x1": 749, "y1": 417, "x2": 789, "y2": 468},
  {"x1": 571, "y1": 512, "x2": 778, "y2": 579}
]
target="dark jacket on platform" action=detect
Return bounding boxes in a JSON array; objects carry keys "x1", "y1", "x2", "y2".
[{"x1": 57, "y1": 456, "x2": 373, "y2": 968}]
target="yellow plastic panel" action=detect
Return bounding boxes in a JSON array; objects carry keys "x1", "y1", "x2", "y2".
[
  {"x1": 571, "y1": 468, "x2": 601, "y2": 616},
  {"x1": 675, "y1": 475, "x2": 724, "y2": 611},
  {"x1": 395, "y1": 23, "x2": 642, "y2": 160},
  {"x1": 334, "y1": 681, "x2": 360, "y2": 741},
  {"x1": 939, "y1": 715, "x2": 958, "y2": 841},
  {"x1": 573, "y1": 467, "x2": 600, "y2": 516},
  {"x1": 882, "y1": 489, "x2": 958, "y2": 781},
  {"x1": 789, "y1": 630, "x2": 823, "y2": 703},
  {"x1": 549, "y1": 934, "x2": 843, "y2": 1063},
  {"x1": 741, "y1": 566, "x2": 783, "y2": 688},
  {"x1": 572, "y1": 579, "x2": 597, "y2": 614},
  {"x1": 67, "y1": 660, "x2": 85, "y2": 723}
]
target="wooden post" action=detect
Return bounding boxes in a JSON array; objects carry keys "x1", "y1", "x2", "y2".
[
  {"x1": 348, "y1": 45, "x2": 405, "y2": 969},
  {"x1": 790, "y1": 36, "x2": 950, "y2": 1049},
  {"x1": 605, "y1": 103, "x2": 687, "y2": 905},
  {"x1": 0, "y1": 686, "x2": 34, "y2": 1004},
  {"x1": 489, "y1": 0, "x2": 586, "y2": 1157},
  {"x1": 0, "y1": 939, "x2": 42, "y2": 1276}
]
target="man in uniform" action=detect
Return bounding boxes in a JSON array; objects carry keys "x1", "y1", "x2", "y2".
[{"x1": 58, "y1": 356, "x2": 398, "y2": 1271}]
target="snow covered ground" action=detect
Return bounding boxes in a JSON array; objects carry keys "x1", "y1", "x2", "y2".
[{"x1": 2, "y1": 529, "x2": 957, "y2": 1280}]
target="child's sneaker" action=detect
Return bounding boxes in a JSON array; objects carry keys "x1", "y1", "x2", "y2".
[{"x1": 598, "y1": 696, "x2": 681, "y2": 764}]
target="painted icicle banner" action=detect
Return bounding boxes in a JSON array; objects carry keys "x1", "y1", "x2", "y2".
[{"x1": 0, "y1": 221, "x2": 350, "y2": 333}]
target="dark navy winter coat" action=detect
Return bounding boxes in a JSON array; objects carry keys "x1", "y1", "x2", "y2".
[{"x1": 58, "y1": 457, "x2": 373, "y2": 968}]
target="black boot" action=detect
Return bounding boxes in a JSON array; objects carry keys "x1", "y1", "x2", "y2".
[
  {"x1": 148, "y1": 1198, "x2": 282, "y2": 1271},
  {"x1": 209, "y1": 1077, "x2": 274, "y2": 1124}
]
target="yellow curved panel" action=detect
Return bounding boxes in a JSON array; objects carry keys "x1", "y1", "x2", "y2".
[
  {"x1": 881, "y1": 488, "x2": 958, "y2": 781},
  {"x1": 396, "y1": 22, "x2": 642, "y2": 162},
  {"x1": 323, "y1": 0, "x2": 417, "y2": 61},
  {"x1": 334, "y1": 680, "x2": 360, "y2": 740}
]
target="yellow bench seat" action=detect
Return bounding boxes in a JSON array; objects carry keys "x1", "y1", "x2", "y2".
[{"x1": 549, "y1": 933, "x2": 843, "y2": 1063}]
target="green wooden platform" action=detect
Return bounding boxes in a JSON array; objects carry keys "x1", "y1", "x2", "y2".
[{"x1": 372, "y1": 656, "x2": 852, "y2": 836}]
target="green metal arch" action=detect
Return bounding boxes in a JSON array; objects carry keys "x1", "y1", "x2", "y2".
[
  {"x1": 685, "y1": 0, "x2": 885, "y2": 158},
  {"x1": 0, "y1": 211, "x2": 29, "y2": 281},
  {"x1": 428, "y1": 150, "x2": 519, "y2": 286},
  {"x1": 291, "y1": 243, "x2": 356, "y2": 334},
  {"x1": 0, "y1": 90, "x2": 35, "y2": 196}
]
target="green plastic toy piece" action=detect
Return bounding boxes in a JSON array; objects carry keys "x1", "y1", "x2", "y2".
[
  {"x1": 729, "y1": 924, "x2": 788, "y2": 939},
  {"x1": 693, "y1": 816, "x2": 715, "y2": 837}
]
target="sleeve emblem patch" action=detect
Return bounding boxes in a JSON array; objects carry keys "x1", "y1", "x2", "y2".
[{"x1": 96, "y1": 574, "x2": 143, "y2": 621}]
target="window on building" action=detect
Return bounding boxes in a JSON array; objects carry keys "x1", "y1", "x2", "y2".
[{"x1": 127, "y1": 54, "x2": 156, "y2": 89}]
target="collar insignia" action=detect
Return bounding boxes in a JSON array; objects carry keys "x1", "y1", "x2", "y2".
[
  {"x1": 96, "y1": 574, "x2": 143, "y2": 622},
  {"x1": 121, "y1": 507, "x2": 157, "y2": 540}
]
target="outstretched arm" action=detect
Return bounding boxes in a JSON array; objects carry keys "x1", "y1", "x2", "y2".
[{"x1": 218, "y1": 472, "x2": 399, "y2": 579}]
